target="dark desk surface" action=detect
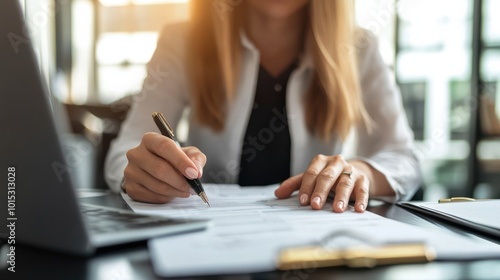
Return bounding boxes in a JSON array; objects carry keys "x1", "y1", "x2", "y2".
[{"x1": 2, "y1": 193, "x2": 500, "y2": 280}]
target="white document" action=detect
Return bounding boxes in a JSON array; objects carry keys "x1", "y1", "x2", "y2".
[
  {"x1": 402, "y1": 200, "x2": 500, "y2": 231},
  {"x1": 122, "y1": 184, "x2": 500, "y2": 277}
]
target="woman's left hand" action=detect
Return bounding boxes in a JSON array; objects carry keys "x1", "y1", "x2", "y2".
[{"x1": 275, "y1": 155, "x2": 369, "y2": 213}]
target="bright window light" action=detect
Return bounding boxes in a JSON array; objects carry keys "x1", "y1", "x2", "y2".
[{"x1": 99, "y1": 0, "x2": 188, "y2": 6}]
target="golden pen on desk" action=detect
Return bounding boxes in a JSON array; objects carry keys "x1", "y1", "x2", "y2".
[
  {"x1": 152, "y1": 112, "x2": 210, "y2": 206},
  {"x1": 438, "y1": 197, "x2": 491, "y2": 203}
]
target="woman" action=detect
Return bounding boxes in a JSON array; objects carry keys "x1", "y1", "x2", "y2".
[{"x1": 105, "y1": 0, "x2": 420, "y2": 213}]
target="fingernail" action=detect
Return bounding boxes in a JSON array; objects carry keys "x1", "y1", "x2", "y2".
[
  {"x1": 312, "y1": 197, "x2": 321, "y2": 207},
  {"x1": 359, "y1": 204, "x2": 365, "y2": 211},
  {"x1": 194, "y1": 160, "x2": 203, "y2": 177},
  {"x1": 300, "y1": 194, "x2": 308, "y2": 204},
  {"x1": 185, "y1": 167, "x2": 198, "y2": 179},
  {"x1": 337, "y1": 201, "x2": 344, "y2": 210},
  {"x1": 189, "y1": 188, "x2": 196, "y2": 195}
]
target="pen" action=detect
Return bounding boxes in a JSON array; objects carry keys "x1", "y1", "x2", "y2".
[
  {"x1": 152, "y1": 112, "x2": 210, "y2": 206},
  {"x1": 438, "y1": 197, "x2": 490, "y2": 203}
]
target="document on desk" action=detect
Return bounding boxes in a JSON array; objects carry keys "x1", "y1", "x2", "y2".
[
  {"x1": 398, "y1": 200, "x2": 500, "y2": 238},
  {"x1": 122, "y1": 185, "x2": 500, "y2": 277}
]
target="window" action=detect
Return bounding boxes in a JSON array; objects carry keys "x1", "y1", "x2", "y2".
[
  {"x1": 67, "y1": 0, "x2": 189, "y2": 104},
  {"x1": 396, "y1": 0, "x2": 474, "y2": 199}
]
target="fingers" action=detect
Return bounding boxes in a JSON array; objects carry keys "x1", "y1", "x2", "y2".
[
  {"x1": 274, "y1": 173, "x2": 303, "y2": 199},
  {"x1": 142, "y1": 132, "x2": 200, "y2": 179},
  {"x1": 126, "y1": 146, "x2": 191, "y2": 193},
  {"x1": 125, "y1": 181, "x2": 189, "y2": 204},
  {"x1": 297, "y1": 155, "x2": 327, "y2": 207},
  {"x1": 124, "y1": 163, "x2": 190, "y2": 197},
  {"x1": 293, "y1": 154, "x2": 371, "y2": 213},
  {"x1": 183, "y1": 146, "x2": 207, "y2": 177},
  {"x1": 124, "y1": 132, "x2": 207, "y2": 204},
  {"x1": 301, "y1": 155, "x2": 347, "y2": 210},
  {"x1": 352, "y1": 174, "x2": 369, "y2": 213},
  {"x1": 332, "y1": 171, "x2": 355, "y2": 213}
]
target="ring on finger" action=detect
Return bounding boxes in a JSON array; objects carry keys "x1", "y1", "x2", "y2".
[
  {"x1": 341, "y1": 171, "x2": 353, "y2": 179},
  {"x1": 120, "y1": 178, "x2": 127, "y2": 193}
]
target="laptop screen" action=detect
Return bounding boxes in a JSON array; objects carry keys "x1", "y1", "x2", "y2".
[{"x1": 0, "y1": 0, "x2": 92, "y2": 255}]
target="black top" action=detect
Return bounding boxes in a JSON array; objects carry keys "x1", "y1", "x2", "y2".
[{"x1": 238, "y1": 62, "x2": 297, "y2": 186}]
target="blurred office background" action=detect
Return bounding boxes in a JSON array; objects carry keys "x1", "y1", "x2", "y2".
[{"x1": 19, "y1": 0, "x2": 500, "y2": 199}]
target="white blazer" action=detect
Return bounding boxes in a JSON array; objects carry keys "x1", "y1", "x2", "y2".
[{"x1": 105, "y1": 22, "x2": 421, "y2": 202}]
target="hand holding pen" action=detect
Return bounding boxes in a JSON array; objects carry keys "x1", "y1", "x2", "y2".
[
  {"x1": 122, "y1": 113, "x2": 209, "y2": 205},
  {"x1": 152, "y1": 112, "x2": 210, "y2": 205}
]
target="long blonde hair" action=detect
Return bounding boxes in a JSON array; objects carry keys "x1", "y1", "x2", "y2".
[{"x1": 187, "y1": 0, "x2": 370, "y2": 141}]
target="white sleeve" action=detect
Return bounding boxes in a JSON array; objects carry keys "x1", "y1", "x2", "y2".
[
  {"x1": 104, "y1": 23, "x2": 189, "y2": 193},
  {"x1": 354, "y1": 30, "x2": 422, "y2": 202}
]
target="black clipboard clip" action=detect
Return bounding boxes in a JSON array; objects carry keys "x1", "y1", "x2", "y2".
[{"x1": 277, "y1": 229, "x2": 436, "y2": 270}]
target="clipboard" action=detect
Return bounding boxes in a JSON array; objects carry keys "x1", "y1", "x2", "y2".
[
  {"x1": 277, "y1": 230, "x2": 436, "y2": 270},
  {"x1": 398, "y1": 200, "x2": 500, "y2": 239}
]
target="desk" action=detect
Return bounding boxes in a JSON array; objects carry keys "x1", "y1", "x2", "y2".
[{"x1": 1, "y1": 194, "x2": 500, "y2": 280}]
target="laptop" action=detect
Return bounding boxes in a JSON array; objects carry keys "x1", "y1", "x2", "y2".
[{"x1": 0, "y1": 0, "x2": 208, "y2": 256}]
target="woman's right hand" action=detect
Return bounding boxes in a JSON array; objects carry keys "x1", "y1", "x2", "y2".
[{"x1": 123, "y1": 132, "x2": 206, "y2": 203}]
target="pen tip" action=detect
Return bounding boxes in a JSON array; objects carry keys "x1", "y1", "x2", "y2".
[{"x1": 199, "y1": 192, "x2": 210, "y2": 206}]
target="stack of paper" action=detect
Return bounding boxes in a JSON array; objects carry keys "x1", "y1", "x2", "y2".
[{"x1": 122, "y1": 184, "x2": 500, "y2": 277}]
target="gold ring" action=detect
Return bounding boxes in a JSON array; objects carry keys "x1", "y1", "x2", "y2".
[{"x1": 341, "y1": 171, "x2": 353, "y2": 179}]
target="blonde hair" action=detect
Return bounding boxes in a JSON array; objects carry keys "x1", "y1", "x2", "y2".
[{"x1": 187, "y1": 0, "x2": 370, "y2": 140}]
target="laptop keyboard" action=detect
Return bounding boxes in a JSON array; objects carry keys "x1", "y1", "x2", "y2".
[{"x1": 81, "y1": 205, "x2": 174, "y2": 234}]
